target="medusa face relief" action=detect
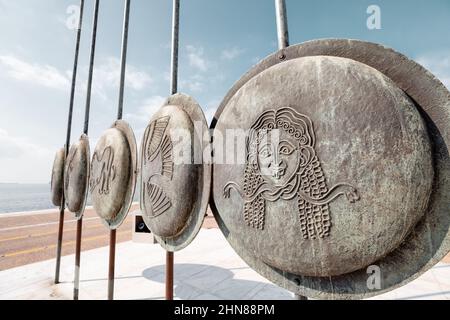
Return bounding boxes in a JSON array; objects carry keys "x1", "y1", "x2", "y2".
[
  {"x1": 224, "y1": 107, "x2": 359, "y2": 239},
  {"x1": 254, "y1": 129, "x2": 318, "y2": 191},
  {"x1": 256, "y1": 129, "x2": 298, "y2": 188}
]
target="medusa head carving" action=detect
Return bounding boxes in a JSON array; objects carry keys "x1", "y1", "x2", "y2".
[{"x1": 224, "y1": 107, "x2": 359, "y2": 240}]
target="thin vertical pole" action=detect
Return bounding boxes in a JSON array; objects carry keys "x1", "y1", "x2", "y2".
[
  {"x1": 73, "y1": 218, "x2": 83, "y2": 300},
  {"x1": 275, "y1": 0, "x2": 289, "y2": 50},
  {"x1": 73, "y1": 0, "x2": 100, "y2": 300},
  {"x1": 108, "y1": 229, "x2": 117, "y2": 300},
  {"x1": 117, "y1": 0, "x2": 131, "y2": 121},
  {"x1": 165, "y1": 0, "x2": 180, "y2": 301},
  {"x1": 107, "y1": 0, "x2": 131, "y2": 300},
  {"x1": 166, "y1": 251, "x2": 174, "y2": 300},
  {"x1": 170, "y1": 0, "x2": 180, "y2": 95},
  {"x1": 83, "y1": 0, "x2": 100, "y2": 136},
  {"x1": 55, "y1": 0, "x2": 85, "y2": 284},
  {"x1": 54, "y1": 208, "x2": 65, "y2": 284}
]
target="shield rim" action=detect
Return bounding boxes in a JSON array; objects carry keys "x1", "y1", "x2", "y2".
[
  {"x1": 51, "y1": 148, "x2": 65, "y2": 208},
  {"x1": 140, "y1": 93, "x2": 211, "y2": 252},
  {"x1": 209, "y1": 38, "x2": 450, "y2": 299}
]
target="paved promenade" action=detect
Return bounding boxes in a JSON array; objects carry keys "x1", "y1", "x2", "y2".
[
  {"x1": 0, "y1": 205, "x2": 139, "y2": 270},
  {"x1": 0, "y1": 228, "x2": 449, "y2": 300},
  {"x1": 0, "y1": 205, "x2": 218, "y2": 271}
]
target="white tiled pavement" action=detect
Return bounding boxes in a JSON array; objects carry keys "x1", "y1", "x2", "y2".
[{"x1": 0, "y1": 229, "x2": 449, "y2": 300}]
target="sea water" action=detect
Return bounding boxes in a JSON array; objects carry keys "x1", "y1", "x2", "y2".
[{"x1": 0, "y1": 183, "x2": 140, "y2": 214}]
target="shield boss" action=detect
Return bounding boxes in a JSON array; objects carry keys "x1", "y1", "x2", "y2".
[{"x1": 213, "y1": 56, "x2": 433, "y2": 277}]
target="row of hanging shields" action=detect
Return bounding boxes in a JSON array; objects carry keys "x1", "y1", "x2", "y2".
[
  {"x1": 50, "y1": 0, "x2": 450, "y2": 300},
  {"x1": 50, "y1": 0, "x2": 210, "y2": 300}
]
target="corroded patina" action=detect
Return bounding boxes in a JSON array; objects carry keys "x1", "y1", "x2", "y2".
[
  {"x1": 51, "y1": 148, "x2": 65, "y2": 207},
  {"x1": 64, "y1": 134, "x2": 90, "y2": 218},
  {"x1": 90, "y1": 120, "x2": 137, "y2": 230},
  {"x1": 140, "y1": 93, "x2": 211, "y2": 251},
  {"x1": 210, "y1": 39, "x2": 450, "y2": 299}
]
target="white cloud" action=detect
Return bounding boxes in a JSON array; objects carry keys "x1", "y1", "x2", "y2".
[
  {"x1": 186, "y1": 81, "x2": 204, "y2": 92},
  {"x1": 416, "y1": 53, "x2": 450, "y2": 90},
  {"x1": 180, "y1": 74, "x2": 205, "y2": 93},
  {"x1": 125, "y1": 95, "x2": 166, "y2": 124},
  {"x1": 204, "y1": 98, "x2": 221, "y2": 124},
  {"x1": 0, "y1": 55, "x2": 153, "y2": 97},
  {"x1": 0, "y1": 55, "x2": 70, "y2": 90},
  {"x1": 221, "y1": 47, "x2": 245, "y2": 60},
  {"x1": 0, "y1": 129, "x2": 23, "y2": 158},
  {"x1": 0, "y1": 129, "x2": 51, "y2": 159},
  {"x1": 91, "y1": 57, "x2": 153, "y2": 99},
  {"x1": 0, "y1": 129, "x2": 53, "y2": 183},
  {"x1": 186, "y1": 45, "x2": 208, "y2": 72}
]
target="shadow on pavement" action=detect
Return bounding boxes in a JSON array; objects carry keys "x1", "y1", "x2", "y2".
[{"x1": 142, "y1": 263, "x2": 293, "y2": 300}]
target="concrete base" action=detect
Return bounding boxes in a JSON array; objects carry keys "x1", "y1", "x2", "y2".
[{"x1": 0, "y1": 229, "x2": 449, "y2": 300}]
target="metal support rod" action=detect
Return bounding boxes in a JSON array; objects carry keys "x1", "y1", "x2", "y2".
[
  {"x1": 83, "y1": 0, "x2": 100, "y2": 136},
  {"x1": 108, "y1": 229, "x2": 117, "y2": 300},
  {"x1": 73, "y1": 0, "x2": 100, "y2": 301},
  {"x1": 117, "y1": 0, "x2": 131, "y2": 120},
  {"x1": 55, "y1": 0, "x2": 85, "y2": 284},
  {"x1": 106, "y1": 0, "x2": 131, "y2": 301},
  {"x1": 165, "y1": 0, "x2": 180, "y2": 301},
  {"x1": 73, "y1": 218, "x2": 83, "y2": 300},
  {"x1": 166, "y1": 251, "x2": 174, "y2": 300},
  {"x1": 275, "y1": 0, "x2": 289, "y2": 50},
  {"x1": 170, "y1": 0, "x2": 180, "y2": 95},
  {"x1": 54, "y1": 208, "x2": 65, "y2": 284}
]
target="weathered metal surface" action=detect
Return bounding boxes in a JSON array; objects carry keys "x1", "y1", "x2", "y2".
[
  {"x1": 141, "y1": 105, "x2": 195, "y2": 237},
  {"x1": 90, "y1": 120, "x2": 137, "y2": 230},
  {"x1": 51, "y1": 148, "x2": 65, "y2": 207},
  {"x1": 210, "y1": 39, "x2": 450, "y2": 299},
  {"x1": 64, "y1": 134, "x2": 90, "y2": 218},
  {"x1": 140, "y1": 93, "x2": 211, "y2": 251}
]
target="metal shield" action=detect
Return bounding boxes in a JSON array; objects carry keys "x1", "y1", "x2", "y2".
[
  {"x1": 90, "y1": 120, "x2": 137, "y2": 230},
  {"x1": 51, "y1": 148, "x2": 65, "y2": 207},
  {"x1": 140, "y1": 93, "x2": 211, "y2": 251},
  {"x1": 64, "y1": 134, "x2": 90, "y2": 219},
  {"x1": 210, "y1": 39, "x2": 450, "y2": 299}
]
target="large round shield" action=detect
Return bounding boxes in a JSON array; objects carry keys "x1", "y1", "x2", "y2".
[
  {"x1": 210, "y1": 39, "x2": 450, "y2": 299},
  {"x1": 51, "y1": 148, "x2": 65, "y2": 207},
  {"x1": 64, "y1": 134, "x2": 90, "y2": 219},
  {"x1": 90, "y1": 120, "x2": 137, "y2": 230},
  {"x1": 140, "y1": 93, "x2": 211, "y2": 251}
]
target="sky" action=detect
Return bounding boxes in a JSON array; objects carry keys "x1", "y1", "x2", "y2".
[{"x1": 0, "y1": 0, "x2": 450, "y2": 183}]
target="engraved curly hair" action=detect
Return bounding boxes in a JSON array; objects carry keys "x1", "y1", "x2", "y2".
[{"x1": 243, "y1": 108, "x2": 331, "y2": 239}]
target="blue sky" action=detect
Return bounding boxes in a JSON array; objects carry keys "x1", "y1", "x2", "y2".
[{"x1": 0, "y1": 0, "x2": 450, "y2": 183}]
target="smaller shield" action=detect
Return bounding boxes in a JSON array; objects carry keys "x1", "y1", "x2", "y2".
[
  {"x1": 64, "y1": 134, "x2": 90, "y2": 218},
  {"x1": 51, "y1": 148, "x2": 65, "y2": 207},
  {"x1": 140, "y1": 93, "x2": 211, "y2": 251},
  {"x1": 90, "y1": 120, "x2": 137, "y2": 229}
]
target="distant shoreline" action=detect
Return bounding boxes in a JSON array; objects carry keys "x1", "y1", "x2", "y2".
[
  {"x1": 0, "y1": 202, "x2": 140, "y2": 218},
  {"x1": 0, "y1": 182, "x2": 49, "y2": 185},
  {"x1": 0, "y1": 206, "x2": 94, "y2": 218}
]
